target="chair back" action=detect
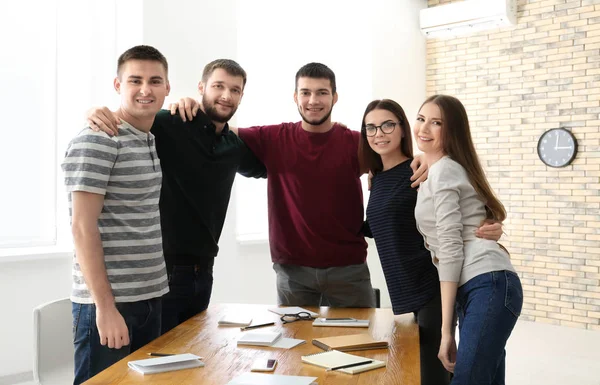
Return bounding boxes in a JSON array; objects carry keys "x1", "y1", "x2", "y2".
[
  {"x1": 33, "y1": 298, "x2": 74, "y2": 384},
  {"x1": 373, "y1": 287, "x2": 381, "y2": 308}
]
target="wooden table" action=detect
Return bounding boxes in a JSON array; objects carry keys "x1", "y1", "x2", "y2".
[{"x1": 85, "y1": 304, "x2": 420, "y2": 385}]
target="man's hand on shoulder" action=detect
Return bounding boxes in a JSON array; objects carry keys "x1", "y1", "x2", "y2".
[
  {"x1": 169, "y1": 97, "x2": 199, "y2": 122},
  {"x1": 87, "y1": 107, "x2": 120, "y2": 136}
]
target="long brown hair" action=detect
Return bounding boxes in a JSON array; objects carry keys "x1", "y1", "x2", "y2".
[
  {"x1": 421, "y1": 95, "x2": 506, "y2": 222},
  {"x1": 359, "y1": 99, "x2": 413, "y2": 174}
]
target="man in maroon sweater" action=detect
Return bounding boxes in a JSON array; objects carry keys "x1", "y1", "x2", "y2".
[{"x1": 236, "y1": 63, "x2": 373, "y2": 307}]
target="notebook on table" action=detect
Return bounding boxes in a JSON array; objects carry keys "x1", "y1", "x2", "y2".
[
  {"x1": 218, "y1": 314, "x2": 253, "y2": 326},
  {"x1": 237, "y1": 331, "x2": 305, "y2": 349},
  {"x1": 312, "y1": 318, "x2": 369, "y2": 327},
  {"x1": 127, "y1": 353, "x2": 204, "y2": 374},
  {"x1": 237, "y1": 331, "x2": 282, "y2": 346},
  {"x1": 301, "y1": 350, "x2": 386, "y2": 374},
  {"x1": 312, "y1": 333, "x2": 388, "y2": 351},
  {"x1": 226, "y1": 372, "x2": 318, "y2": 385}
]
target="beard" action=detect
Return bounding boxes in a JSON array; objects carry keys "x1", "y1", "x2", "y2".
[
  {"x1": 298, "y1": 105, "x2": 333, "y2": 126},
  {"x1": 202, "y1": 95, "x2": 237, "y2": 123}
]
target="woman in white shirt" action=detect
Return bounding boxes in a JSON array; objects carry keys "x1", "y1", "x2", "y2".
[{"x1": 414, "y1": 94, "x2": 522, "y2": 385}]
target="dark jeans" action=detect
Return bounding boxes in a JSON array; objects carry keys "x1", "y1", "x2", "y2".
[
  {"x1": 161, "y1": 259, "x2": 214, "y2": 334},
  {"x1": 273, "y1": 263, "x2": 375, "y2": 308},
  {"x1": 452, "y1": 270, "x2": 523, "y2": 385},
  {"x1": 414, "y1": 292, "x2": 452, "y2": 385},
  {"x1": 72, "y1": 298, "x2": 162, "y2": 385}
]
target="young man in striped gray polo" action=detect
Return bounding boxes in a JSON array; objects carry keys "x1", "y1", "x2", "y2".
[{"x1": 61, "y1": 45, "x2": 171, "y2": 385}]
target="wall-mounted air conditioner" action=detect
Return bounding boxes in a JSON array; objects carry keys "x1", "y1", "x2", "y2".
[{"x1": 420, "y1": 0, "x2": 517, "y2": 38}]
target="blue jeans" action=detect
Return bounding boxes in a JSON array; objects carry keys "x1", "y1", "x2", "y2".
[
  {"x1": 161, "y1": 260, "x2": 214, "y2": 334},
  {"x1": 452, "y1": 270, "x2": 523, "y2": 385},
  {"x1": 72, "y1": 298, "x2": 162, "y2": 385}
]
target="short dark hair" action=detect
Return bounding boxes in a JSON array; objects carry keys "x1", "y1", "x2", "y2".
[
  {"x1": 117, "y1": 45, "x2": 168, "y2": 78},
  {"x1": 295, "y1": 62, "x2": 336, "y2": 94},
  {"x1": 359, "y1": 99, "x2": 412, "y2": 174},
  {"x1": 201, "y1": 59, "x2": 247, "y2": 88}
]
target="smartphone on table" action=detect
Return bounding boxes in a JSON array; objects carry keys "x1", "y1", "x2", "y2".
[{"x1": 251, "y1": 358, "x2": 278, "y2": 372}]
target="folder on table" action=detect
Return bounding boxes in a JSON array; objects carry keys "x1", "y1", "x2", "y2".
[
  {"x1": 127, "y1": 353, "x2": 204, "y2": 374},
  {"x1": 312, "y1": 333, "x2": 388, "y2": 352},
  {"x1": 301, "y1": 350, "x2": 386, "y2": 374}
]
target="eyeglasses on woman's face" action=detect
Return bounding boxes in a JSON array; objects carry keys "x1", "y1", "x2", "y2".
[{"x1": 364, "y1": 121, "x2": 399, "y2": 137}]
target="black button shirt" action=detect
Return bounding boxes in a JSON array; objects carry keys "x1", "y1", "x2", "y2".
[{"x1": 151, "y1": 110, "x2": 266, "y2": 268}]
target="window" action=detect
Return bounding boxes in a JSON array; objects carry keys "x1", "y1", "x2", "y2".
[
  {"x1": 0, "y1": 1, "x2": 58, "y2": 248},
  {"x1": 0, "y1": 0, "x2": 143, "y2": 252}
]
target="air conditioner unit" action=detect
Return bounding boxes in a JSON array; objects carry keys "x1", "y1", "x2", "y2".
[{"x1": 420, "y1": 0, "x2": 517, "y2": 38}]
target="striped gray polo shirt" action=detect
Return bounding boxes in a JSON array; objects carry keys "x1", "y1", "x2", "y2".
[{"x1": 62, "y1": 121, "x2": 169, "y2": 304}]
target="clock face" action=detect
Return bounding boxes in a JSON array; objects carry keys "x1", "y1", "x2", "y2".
[{"x1": 537, "y1": 128, "x2": 577, "y2": 168}]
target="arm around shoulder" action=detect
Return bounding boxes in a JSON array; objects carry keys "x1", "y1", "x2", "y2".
[{"x1": 238, "y1": 142, "x2": 267, "y2": 179}]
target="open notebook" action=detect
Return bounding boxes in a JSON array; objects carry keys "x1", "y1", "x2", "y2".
[
  {"x1": 128, "y1": 353, "x2": 204, "y2": 375},
  {"x1": 301, "y1": 350, "x2": 386, "y2": 374}
]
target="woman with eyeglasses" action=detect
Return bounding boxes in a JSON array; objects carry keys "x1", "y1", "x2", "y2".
[{"x1": 359, "y1": 99, "x2": 503, "y2": 385}]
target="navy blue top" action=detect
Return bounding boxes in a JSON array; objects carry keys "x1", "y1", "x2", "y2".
[{"x1": 364, "y1": 159, "x2": 439, "y2": 315}]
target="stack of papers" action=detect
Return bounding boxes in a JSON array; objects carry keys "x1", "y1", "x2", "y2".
[
  {"x1": 218, "y1": 315, "x2": 253, "y2": 327},
  {"x1": 237, "y1": 331, "x2": 306, "y2": 349},
  {"x1": 128, "y1": 353, "x2": 204, "y2": 375},
  {"x1": 301, "y1": 350, "x2": 386, "y2": 374},
  {"x1": 226, "y1": 372, "x2": 318, "y2": 385},
  {"x1": 312, "y1": 318, "x2": 370, "y2": 328}
]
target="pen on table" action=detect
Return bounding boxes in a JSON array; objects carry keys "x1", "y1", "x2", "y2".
[
  {"x1": 326, "y1": 360, "x2": 373, "y2": 371},
  {"x1": 240, "y1": 322, "x2": 276, "y2": 331},
  {"x1": 147, "y1": 353, "x2": 204, "y2": 360}
]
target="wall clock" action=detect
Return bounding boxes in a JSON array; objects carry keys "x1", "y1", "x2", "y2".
[{"x1": 537, "y1": 128, "x2": 577, "y2": 168}]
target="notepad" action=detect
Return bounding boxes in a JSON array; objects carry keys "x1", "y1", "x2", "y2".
[
  {"x1": 218, "y1": 314, "x2": 253, "y2": 326},
  {"x1": 237, "y1": 331, "x2": 282, "y2": 346},
  {"x1": 226, "y1": 372, "x2": 318, "y2": 385},
  {"x1": 312, "y1": 333, "x2": 388, "y2": 351},
  {"x1": 128, "y1": 353, "x2": 204, "y2": 374},
  {"x1": 312, "y1": 318, "x2": 370, "y2": 327},
  {"x1": 301, "y1": 350, "x2": 386, "y2": 374}
]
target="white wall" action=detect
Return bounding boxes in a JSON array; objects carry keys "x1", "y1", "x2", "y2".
[{"x1": 0, "y1": 0, "x2": 426, "y2": 381}]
